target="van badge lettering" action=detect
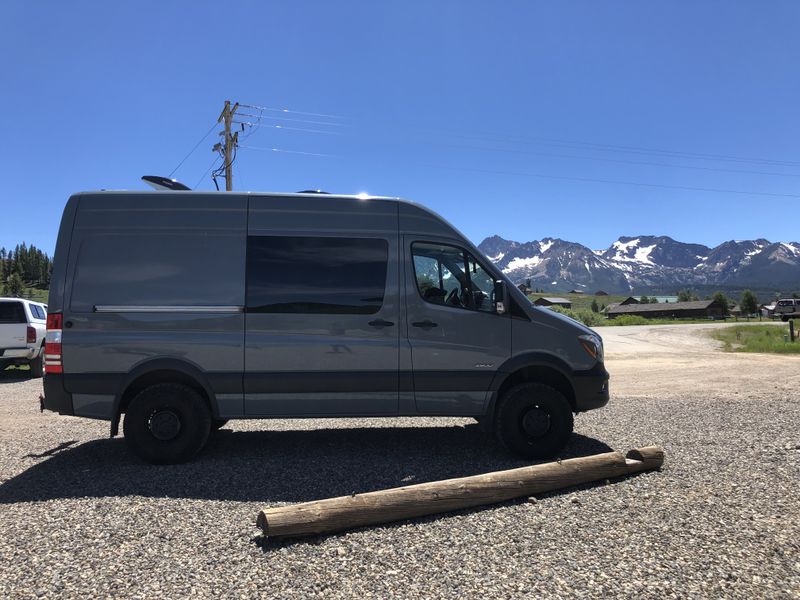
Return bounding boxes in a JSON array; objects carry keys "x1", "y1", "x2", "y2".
[{"x1": 474, "y1": 363, "x2": 493, "y2": 368}]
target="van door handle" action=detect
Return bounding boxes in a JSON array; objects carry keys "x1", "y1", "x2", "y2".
[
  {"x1": 412, "y1": 320, "x2": 438, "y2": 329},
  {"x1": 368, "y1": 319, "x2": 395, "y2": 328}
]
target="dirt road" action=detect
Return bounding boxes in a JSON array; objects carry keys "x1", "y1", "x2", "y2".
[{"x1": 599, "y1": 322, "x2": 800, "y2": 398}]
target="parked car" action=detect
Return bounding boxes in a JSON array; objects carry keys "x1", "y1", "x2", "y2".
[
  {"x1": 774, "y1": 298, "x2": 800, "y2": 321},
  {"x1": 0, "y1": 298, "x2": 47, "y2": 377},
  {"x1": 41, "y1": 190, "x2": 609, "y2": 464}
]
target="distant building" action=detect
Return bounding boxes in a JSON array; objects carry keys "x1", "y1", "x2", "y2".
[
  {"x1": 517, "y1": 283, "x2": 532, "y2": 295},
  {"x1": 760, "y1": 303, "x2": 775, "y2": 318},
  {"x1": 533, "y1": 297, "x2": 572, "y2": 309},
  {"x1": 594, "y1": 290, "x2": 609, "y2": 296},
  {"x1": 606, "y1": 299, "x2": 725, "y2": 320},
  {"x1": 604, "y1": 296, "x2": 641, "y2": 313},
  {"x1": 568, "y1": 289, "x2": 585, "y2": 295}
]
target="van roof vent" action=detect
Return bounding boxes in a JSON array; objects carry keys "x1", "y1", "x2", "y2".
[{"x1": 297, "y1": 189, "x2": 329, "y2": 194}]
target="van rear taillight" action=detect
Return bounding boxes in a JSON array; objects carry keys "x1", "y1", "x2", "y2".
[
  {"x1": 45, "y1": 313, "x2": 63, "y2": 374},
  {"x1": 26, "y1": 326, "x2": 36, "y2": 344}
]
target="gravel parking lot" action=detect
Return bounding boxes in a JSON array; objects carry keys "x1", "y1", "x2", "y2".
[{"x1": 1, "y1": 323, "x2": 799, "y2": 598}]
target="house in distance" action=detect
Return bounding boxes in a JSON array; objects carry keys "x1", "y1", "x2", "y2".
[
  {"x1": 533, "y1": 297, "x2": 572, "y2": 309},
  {"x1": 606, "y1": 299, "x2": 725, "y2": 320}
]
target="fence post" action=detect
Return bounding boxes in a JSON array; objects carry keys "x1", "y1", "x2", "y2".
[{"x1": 790, "y1": 320, "x2": 795, "y2": 342}]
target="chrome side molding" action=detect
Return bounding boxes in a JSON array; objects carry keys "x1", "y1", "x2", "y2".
[{"x1": 93, "y1": 305, "x2": 244, "y2": 313}]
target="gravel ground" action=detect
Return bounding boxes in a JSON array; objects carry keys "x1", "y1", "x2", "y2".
[{"x1": 1, "y1": 325, "x2": 799, "y2": 599}]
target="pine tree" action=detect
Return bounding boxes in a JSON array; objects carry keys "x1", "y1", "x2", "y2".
[
  {"x1": 740, "y1": 290, "x2": 758, "y2": 317},
  {"x1": 5, "y1": 272, "x2": 23, "y2": 296},
  {"x1": 712, "y1": 291, "x2": 730, "y2": 315}
]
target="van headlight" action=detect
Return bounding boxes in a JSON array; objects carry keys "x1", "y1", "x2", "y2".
[{"x1": 578, "y1": 333, "x2": 604, "y2": 362}]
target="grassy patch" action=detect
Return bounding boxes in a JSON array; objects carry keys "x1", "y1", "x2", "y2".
[
  {"x1": 710, "y1": 324, "x2": 800, "y2": 354},
  {"x1": 21, "y1": 287, "x2": 48, "y2": 303},
  {"x1": 598, "y1": 316, "x2": 734, "y2": 327},
  {"x1": 600, "y1": 315, "x2": 650, "y2": 326}
]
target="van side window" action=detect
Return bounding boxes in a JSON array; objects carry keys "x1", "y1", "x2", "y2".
[
  {"x1": 247, "y1": 236, "x2": 388, "y2": 314},
  {"x1": 412, "y1": 242, "x2": 496, "y2": 313},
  {"x1": 70, "y1": 233, "x2": 245, "y2": 311}
]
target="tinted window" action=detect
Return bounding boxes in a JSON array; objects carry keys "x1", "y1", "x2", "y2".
[
  {"x1": 70, "y1": 234, "x2": 245, "y2": 311},
  {"x1": 0, "y1": 302, "x2": 26, "y2": 324},
  {"x1": 412, "y1": 242, "x2": 496, "y2": 313},
  {"x1": 30, "y1": 304, "x2": 46, "y2": 320},
  {"x1": 247, "y1": 236, "x2": 388, "y2": 314}
]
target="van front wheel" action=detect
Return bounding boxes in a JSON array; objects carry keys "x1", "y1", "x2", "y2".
[
  {"x1": 123, "y1": 383, "x2": 211, "y2": 464},
  {"x1": 495, "y1": 383, "x2": 574, "y2": 460}
]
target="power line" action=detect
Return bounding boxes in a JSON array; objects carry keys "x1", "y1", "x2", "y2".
[
  {"x1": 235, "y1": 113, "x2": 347, "y2": 127},
  {"x1": 194, "y1": 156, "x2": 221, "y2": 189},
  {"x1": 235, "y1": 100, "x2": 800, "y2": 167},
  {"x1": 240, "y1": 145, "x2": 335, "y2": 157},
  {"x1": 434, "y1": 141, "x2": 800, "y2": 179},
  {"x1": 429, "y1": 163, "x2": 800, "y2": 199},
  {"x1": 252, "y1": 124, "x2": 342, "y2": 135},
  {"x1": 168, "y1": 122, "x2": 218, "y2": 178},
  {"x1": 423, "y1": 127, "x2": 800, "y2": 168},
  {"x1": 238, "y1": 103, "x2": 347, "y2": 120}
]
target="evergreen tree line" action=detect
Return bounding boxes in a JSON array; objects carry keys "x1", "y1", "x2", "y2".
[{"x1": 0, "y1": 243, "x2": 52, "y2": 296}]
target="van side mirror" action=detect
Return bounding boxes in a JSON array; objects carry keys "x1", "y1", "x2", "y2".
[{"x1": 494, "y1": 280, "x2": 507, "y2": 315}]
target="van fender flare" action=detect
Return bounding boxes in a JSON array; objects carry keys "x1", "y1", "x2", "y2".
[
  {"x1": 484, "y1": 352, "x2": 576, "y2": 425},
  {"x1": 109, "y1": 358, "x2": 220, "y2": 437}
]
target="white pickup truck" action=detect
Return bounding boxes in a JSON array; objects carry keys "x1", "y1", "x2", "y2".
[
  {"x1": 0, "y1": 298, "x2": 47, "y2": 377},
  {"x1": 774, "y1": 298, "x2": 800, "y2": 321}
]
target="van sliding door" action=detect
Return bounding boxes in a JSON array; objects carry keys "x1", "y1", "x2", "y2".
[{"x1": 244, "y1": 196, "x2": 400, "y2": 416}]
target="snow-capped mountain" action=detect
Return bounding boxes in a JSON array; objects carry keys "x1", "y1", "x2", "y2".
[{"x1": 478, "y1": 234, "x2": 800, "y2": 293}]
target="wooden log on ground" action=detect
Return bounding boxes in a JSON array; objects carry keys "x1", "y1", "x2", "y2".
[{"x1": 257, "y1": 446, "x2": 664, "y2": 539}]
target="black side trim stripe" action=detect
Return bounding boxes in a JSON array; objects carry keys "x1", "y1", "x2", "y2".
[
  {"x1": 66, "y1": 370, "x2": 496, "y2": 395},
  {"x1": 65, "y1": 372, "x2": 242, "y2": 395}
]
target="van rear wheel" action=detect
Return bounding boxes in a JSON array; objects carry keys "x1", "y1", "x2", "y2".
[
  {"x1": 495, "y1": 383, "x2": 573, "y2": 460},
  {"x1": 29, "y1": 353, "x2": 43, "y2": 379},
  {"x1": 123, "y1": 383, "x2": 211, "y2": 464}
]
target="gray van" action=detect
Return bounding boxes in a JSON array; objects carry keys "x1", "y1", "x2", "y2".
[{"x1": 42, "y1": 191, "x2": 609, "y2": 464}]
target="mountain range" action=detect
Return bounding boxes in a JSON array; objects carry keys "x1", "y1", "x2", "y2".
[{"x1": 477, "y1": 235, "x2": 800, "y2": 295}]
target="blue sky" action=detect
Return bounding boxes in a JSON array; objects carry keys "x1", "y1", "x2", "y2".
[{"x1": 3, "y1": 1, "x2": 800, "y2": 254}]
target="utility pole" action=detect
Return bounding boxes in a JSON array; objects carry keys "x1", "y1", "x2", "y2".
[{"x1": 214, "y1": 100, "x2": 239, "y2": 191}]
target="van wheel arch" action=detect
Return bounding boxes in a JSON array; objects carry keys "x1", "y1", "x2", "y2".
[
  {"x1": 486, "y1": 363, "x2": 576, "y2": 425},
  {"x1": 111, "y1": 362, "x2": 217, "y2": 437}
]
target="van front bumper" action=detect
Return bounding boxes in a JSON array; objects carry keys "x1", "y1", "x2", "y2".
[
  {"x1": 41, "y1": 374, "x2": 74, "y2": 416},
  {"x1": 572, "y1": 363, "x2": 610, "y2": 412}
]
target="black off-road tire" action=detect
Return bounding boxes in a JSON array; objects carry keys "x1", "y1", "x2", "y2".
[
  {"x1": 29, "y1": 352, "x2": 44, "y2": 378},
  {"x1": 123, "y1": 383, "x2": 211, "y2": 464},
  {"x1": 495, "y1": 382, "x2": 574, "y2": 460}
]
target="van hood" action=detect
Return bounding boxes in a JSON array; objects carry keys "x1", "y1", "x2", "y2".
[{"x1": 529, "y1": 304, "x2": 600, "y2": 338}]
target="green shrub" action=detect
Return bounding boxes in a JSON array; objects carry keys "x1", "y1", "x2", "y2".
[
  {"x1": 605, "y1": 315, "x2": 651, "y2": 326},
  {"x1": 549, "y1": 306, "x2": 605, "y2": 327}
]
